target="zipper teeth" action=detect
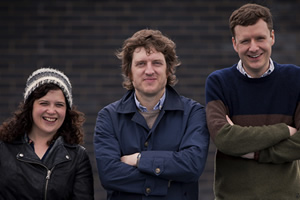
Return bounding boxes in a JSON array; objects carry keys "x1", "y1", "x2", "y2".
[{"x1": 44, "y1": 169, "x2": 53, "y2": 200}]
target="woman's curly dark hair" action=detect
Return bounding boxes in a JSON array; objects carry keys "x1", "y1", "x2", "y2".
[
  {"x1": 0, "y1": 83, "x2": 85, "y2": 145},
  {"x1": 116, "y1": 29, "x2": 181, "y2": 90}
]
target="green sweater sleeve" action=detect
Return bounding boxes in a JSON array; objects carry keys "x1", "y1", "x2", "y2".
[
  {"x1": 258, "y1": 131, "x2": 300, "y2": 164},
  {"x1": 215, "y1": 123, "x2": 290, "y2": 156}
]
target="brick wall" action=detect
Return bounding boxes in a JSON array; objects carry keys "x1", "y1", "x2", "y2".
[{"x1": 0, "y1": 0, "x2": 299, "y2": 199}]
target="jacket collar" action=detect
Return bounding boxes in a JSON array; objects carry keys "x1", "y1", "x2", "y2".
[
  {"x1": 116, "y1": 85, "x2": 184, "y2": 114},
  {"x1": 16, "y1": 136, "x2": 72, "y2": 169}
]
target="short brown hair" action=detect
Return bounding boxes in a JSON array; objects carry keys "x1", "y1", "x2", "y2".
[
  {"x1": 116, "y1": 29, "x2": 181, "y2": 90},
  {"x1": 229, "y1": 3, "x2": 273, "y2": 38}
]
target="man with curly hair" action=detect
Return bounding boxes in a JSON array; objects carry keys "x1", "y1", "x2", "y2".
[{"x1": 94, "y1": 29, "x2": 210, "y2": 200}]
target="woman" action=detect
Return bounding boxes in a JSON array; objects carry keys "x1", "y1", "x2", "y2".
[{"x1": 0, "y1": 68, "x2": 94, "y2": 199}]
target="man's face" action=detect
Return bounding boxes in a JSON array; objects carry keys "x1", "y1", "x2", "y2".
[
  {"x1": 232, "y1": 19, "x2": 275, "y2": 78},
  {"x1": 131, "y1": 47, "x2": 168, "y2": 100}
]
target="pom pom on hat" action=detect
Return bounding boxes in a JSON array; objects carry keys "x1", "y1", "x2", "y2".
[{"x1": 24, "y1": 68, "x2": 73, "y2": 107}]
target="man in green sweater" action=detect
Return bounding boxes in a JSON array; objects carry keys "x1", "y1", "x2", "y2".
[{"x1": 205, "y1": 3, "x2": 300, "y2": 199}]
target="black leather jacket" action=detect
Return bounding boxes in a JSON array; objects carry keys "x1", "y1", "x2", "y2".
[{"x1": 0, "y1": 136, "x2": 94, "y2": 200}]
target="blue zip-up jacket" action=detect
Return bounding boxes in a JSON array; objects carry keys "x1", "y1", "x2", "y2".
[{"x1": 94, "y1": 86, "x2": 209, "y2": 200}]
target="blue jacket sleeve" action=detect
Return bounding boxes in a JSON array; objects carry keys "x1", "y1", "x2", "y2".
[
  {"x1": 94, "y1": 108, "x2": 169, "y2": 196},
  {"x1": 137, "y1": 104, "x2": 210, "y2": 182}
]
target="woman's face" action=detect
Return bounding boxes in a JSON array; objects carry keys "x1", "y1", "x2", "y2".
[{"x1": 30, "y1": 89, "x2": 66, "y2": 137}]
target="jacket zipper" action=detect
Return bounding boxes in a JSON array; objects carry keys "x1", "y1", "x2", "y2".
[
  {"x1": 17, "y1": 157, "x2": 54, "y2": 200},
  {"x1": 44, "y1": 167, "x2": 55, "y2": 200}
]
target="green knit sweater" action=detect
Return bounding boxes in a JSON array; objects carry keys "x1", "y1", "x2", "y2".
[{"x1": 205, "y1": 62, "x2": 300, "y2": 200}]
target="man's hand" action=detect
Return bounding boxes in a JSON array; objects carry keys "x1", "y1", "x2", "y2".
[
  {"x1": 121, "y1": 153, "x2": 140, "y2": 167},
  {"x1": 226, "y1": 115, "x2": 234, "y2": 125},
  {"x1": 288, "y1": 125, "x2": 297, "y2": 136},
  {"x1": 241, "y1": 152, "x2": 255, "y2": 159}
]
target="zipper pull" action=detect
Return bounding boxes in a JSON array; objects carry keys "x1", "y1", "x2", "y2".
[{"x1": 46, "y1": 170, "x2": 51, "y2": 180}]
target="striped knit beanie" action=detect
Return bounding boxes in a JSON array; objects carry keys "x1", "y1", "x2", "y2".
[{"x1": 24, "y1": 68, "x2": 73, "y2": 107}]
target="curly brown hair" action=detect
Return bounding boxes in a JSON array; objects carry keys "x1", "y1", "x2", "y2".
[
  {"x1": 229, "y1": 3, "x2": 273, "y2": 38},
  {"x1": 0, "y1": 83, "x2": 85, "y2": 145},
  {"x1": 116, "y1": 29, "x2": 181, "y2": 90}
]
